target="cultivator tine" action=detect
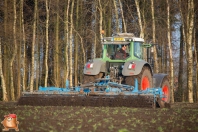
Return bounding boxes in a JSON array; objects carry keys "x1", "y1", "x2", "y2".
[{"x1": 18, "y1": 94, "x2": 156, "y2": 108}]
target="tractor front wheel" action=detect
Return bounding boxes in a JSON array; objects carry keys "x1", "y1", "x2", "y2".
[{"x1": 125, "y1": 66, "x2": 153, "y2": 90}]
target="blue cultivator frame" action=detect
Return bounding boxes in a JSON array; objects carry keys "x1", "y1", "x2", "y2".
[
  {"x1": 18, "y1": 76, "x2": 170, "y2": 108},
  {"x1": 21, "y1": 77, "x2": 166, "y2": 106}
]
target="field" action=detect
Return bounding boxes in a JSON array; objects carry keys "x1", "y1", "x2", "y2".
[{"x1": 0, "y1": 102, "x2": 198, "y2": 132}]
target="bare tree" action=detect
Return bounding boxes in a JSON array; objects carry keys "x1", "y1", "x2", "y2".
[
  {"x1": 69, "y1": 0, "x2": 74, "y2": 87},
  {"x1": 178, "y1": 25, "x2": 184, "y2": 102},
  {"x1": 177, "y1": 0, "x2": 187, "y2": 102},
  {"x1": 10, "y1": 0, "x2": 17, "y2": 100},
  {"x1": 74, "y1": 0, "x2": 79, "y2": 86},
  {"x1": 113, "y1": 0, "x2": 119, "y2": 33},
  {"x1": 151, "y1": 0, "x2": 159, "y2": 73},
  {"x1": 106, "y1": 0, "x2": 112, "y2": 37},
  {"x1": 21, "y1": 0, "x2": 26, "y2": 92},
  {"x1": 186, "y1": 0, "x2": 194, "y2": 103},
  {"x1": 44, "y1": 0, "x2": 49, "y2": 87},
  {"x1": 30, "y1": 0, "x2": 37, "y2": 91},
  {"x1": 98, "y1": 0, "x2": 103, "y2": 40},
  {"x1": 0, "y1": 38, "x2": 8, "y2": 101},
  {"x1": 118, "y1": 0, "x2": 126, "y2": 32},
  {"x1": 166, "y1": 0, "x2": 174, "y2": 103},
  {"x1": 3, "y1": 0, "x2": 9, "y2": 99},
  {"x1": 64, "y1": 0, "x2": 70, "y2": 84},
  {"x1": 54, "y1": 0, "x2": 60, "y2": 87},
  {"x1": 135, "y1": 0, "x2": 144, "y2": 38},
  {"x1": 17, "y1": 0, "x2": 24, "y2": 98},
  {"x1": 35, "y1": 5, "x2": 40, "y2": 90},
  {"x1": 178, "y1": 0, "x2": 187, "y2": 52},
  {"x1": 193, "y1": 25, "x2": 197, "y2": 102},
  {"x1": 93, "y1": 1, "x2": 97, "y2": 58}
]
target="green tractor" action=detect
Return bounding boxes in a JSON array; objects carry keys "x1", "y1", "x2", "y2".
[
  {"x1": 83, "y1": 33, "x2": 170, "y2": 104},
  {"x1": 17, "y1": 33, "x2": 170, "y2": 108}
]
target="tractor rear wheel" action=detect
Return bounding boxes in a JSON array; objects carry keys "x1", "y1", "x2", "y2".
[
  {"x1": 125, "y1": 66, "x2": 152, "y2": 90},
  {"x1": 156, "y1": 77, "x2": 170, "y2": 108},
  {"x1": 161, "y1": 77, "x2": 170, "y2": 103},
  {"x1": 83, "y1": 72, "x2": 103, "y2": 84}
]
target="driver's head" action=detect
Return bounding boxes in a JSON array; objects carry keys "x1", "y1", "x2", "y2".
[{"x1": 122, "y1": 45, "x2": 127, "y2": 50}]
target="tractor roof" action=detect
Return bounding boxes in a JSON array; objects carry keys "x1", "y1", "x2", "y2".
[{"x1": 102, "y1": 33, "x2": 144, "y2": 44}]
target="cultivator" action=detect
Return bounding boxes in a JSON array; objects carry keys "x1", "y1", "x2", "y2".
[{"x1": 18, "y1": 77, "x2": 168, "y2": 108}]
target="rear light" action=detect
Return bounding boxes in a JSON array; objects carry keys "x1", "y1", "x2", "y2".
[
  {"x1": 128, "y1": 63, "x2": 136, "y2": 70},
  {"x1": 86, "y1": 63, "x2": 94, "y2": 69}
]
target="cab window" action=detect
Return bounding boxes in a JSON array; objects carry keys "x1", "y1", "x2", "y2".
[{"x1": 134, "y1": 42, "x2": 143, "y2": 59}]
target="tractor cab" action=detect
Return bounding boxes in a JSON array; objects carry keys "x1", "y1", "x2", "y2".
[{"x1": 101, "y1": 33, "x2": 144, "y2": 61}]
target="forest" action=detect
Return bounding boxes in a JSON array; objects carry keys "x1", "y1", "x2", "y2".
[{"x1": 0, "y1": 0, "x2": 197, "y2": 103}]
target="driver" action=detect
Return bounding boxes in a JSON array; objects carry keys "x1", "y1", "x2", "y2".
[{"x1": 115, "y1": 45, "x2": 128, "y2": 59}]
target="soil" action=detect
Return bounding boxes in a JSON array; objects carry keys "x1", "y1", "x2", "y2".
[{"x1": 0, "y1": 101, "x2": 198, "y2": 132}]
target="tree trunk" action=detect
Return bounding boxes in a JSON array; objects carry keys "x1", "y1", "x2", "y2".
[
  {"x1": 178, "y1": 0, "x2": 187, "y2": 53},
  {"x1": 54, "y1": 0, "x2": 60, "y2": 87},
  {"x1": 93, "y1": 0, "x2": 97, "y2": 58},
  {"x1": 44, "y1": 0, "x2": 49, "y2": 87},
  {"x1": 186, "y1": 0, "x2": 194, "y2": 103},
  {"x1": 4, "y1": 0, "x2": 10, "y2": 100},
  {"x1": 10, "y1": 0, "x2": 17, "y2": 101},
  {"x1": 21, "y1": 0, "x2": 26, "y2": 92},
  {"x1": 35, "y1": 5, "x2": 40, "y2": 90},
  {"x1": 74, "y1": 0, "x2": 79, "y2": 86},
  {"x1": 35, "y1": 34, "x2": 40, "y2": 90},
  {"x1": 78, "y1": 0, "x2": 83, "y2": 83},
  {"x1": 69, "y1": 0, "x2": 74, "y2": 87},
  {"x1": 196, "y1": 22, "x2": 198, "y2": 102},
  {"x1": 118, "y1": 0, "x2": 126, "y2": 32},
  {"x1": 151, "y1": 0, "x2": 159, "y2": 73},
  {"x1": 142, "y1": 0, "x2": 147, "y2": 60},
  {"x1": 113, "y1": 0, "x2": 119, "y2": 33},
  {"x1": 196, "y1": 34, "x2": 198, "y2": 102},
  {"x1": 0, "y1": 38, "x2": 8, "y2": 101},
  {"x1": 64, "y1": 0, "x2": 70, "y2": 85},
  {"x1": 17, "y1": 0, "x2": 23, "y2": 99},
  {"x1": 166, "y1": 0, "x2": 174, "y2": 103},
  {"x1": 135, "y1": 0, "x2": 144, "y2": 38},
  {"x1": 98, "y1": 0, "x2": 103, "y2": 40},
  {"x1": 178, "y1": 25, "x2": 184, "y2": 102},
  {"x1": 106, "y1": 0, "x2": 112, "y2": 37},
  {"x1": 30, "y1": 0, "x2": 37, "y2": 91},
  {"x1": 193, "y1": 25, "x2": 197, "y2": 102},
  {"x1": 178, "y1": 0, "x2": 187, "y2": 102}
]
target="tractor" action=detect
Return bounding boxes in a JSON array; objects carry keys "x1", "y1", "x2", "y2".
[
  {"x1": 83, "y1": 33, "x2": 170, "y2": 106},
  {"x1": 18, "y1": 33, "x2": 170, "y2": 108}
]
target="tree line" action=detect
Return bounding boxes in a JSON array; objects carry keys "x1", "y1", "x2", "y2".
[{"x1": 0, "y1": 0, "x2": 197, "y2": 103}]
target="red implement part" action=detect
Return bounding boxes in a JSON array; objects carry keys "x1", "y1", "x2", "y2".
[
  {"x1": 142, "y1": 76, "x2": 150, "y2": 90},
  {"x1": 162, "y1": 85, "x2": 169, "y2": 102}
]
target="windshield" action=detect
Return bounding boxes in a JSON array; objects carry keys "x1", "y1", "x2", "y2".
[
  {"x1": 106, "y1": 44, "x2": 130, "y2": 60},
  {"x1": 134, "y1": 42, "x2": 143, "y2": 59}
]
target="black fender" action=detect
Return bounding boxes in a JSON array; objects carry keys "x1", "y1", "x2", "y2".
[
  {"x1": 153, "y1": 73, "x2": 168, "y2": 87},
  {"x1": 83, "y1": 59, "x2": 106, "y2": 75}
]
